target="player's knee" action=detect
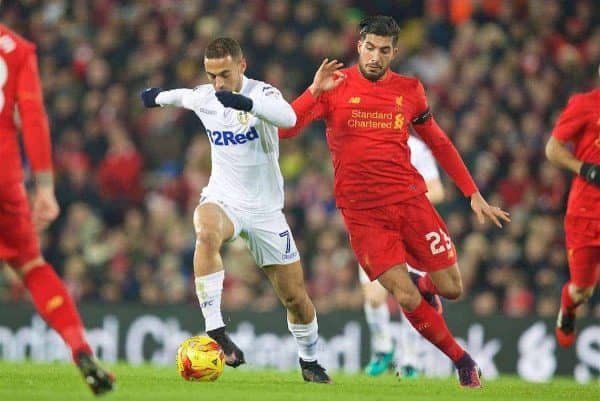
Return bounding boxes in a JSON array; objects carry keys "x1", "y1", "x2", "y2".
[
  {"x1": 443, "y1": 281, "x2": 463, "y2": 300},
  {"x1": 363, "y1": 288, "x2": 385, "y2": 307},
  {"x1": 572, "y1": 286, "x2": 594, "y2": 302},
  {"x1": 436, "y1": 275, "x2": 463, "y2": 300},
  {"x1": 195, "y1": 229, "x2": 222, "y2": 253}
]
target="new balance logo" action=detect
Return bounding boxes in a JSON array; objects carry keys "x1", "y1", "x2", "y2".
[
  {"x1": 207, "y1": 127, "x2": 259, "y2": 146},
  {"x1": 348, "y1": 96, "x2": 361, "y2": 104},
  {"x1": 200, "y1": 300, "x2": 214, "y2": 308}
]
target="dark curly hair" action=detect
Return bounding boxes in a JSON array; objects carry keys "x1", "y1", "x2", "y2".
[{"x1": 359, "y1": 15, "x2": 400, "y2": 46}]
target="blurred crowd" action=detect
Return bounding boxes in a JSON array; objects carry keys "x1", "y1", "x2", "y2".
[{"x1": 0, "y1": 0, "x2": 599, "y2": 318}]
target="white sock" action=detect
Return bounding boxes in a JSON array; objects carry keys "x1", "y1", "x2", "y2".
[
  {"x1": 400, "y1": 314, "x2": 421, "y2": 369},
  {"x1": 364, "y1": 303, "x2": 393, "y2": 354},
  {"x1": 195, "y1": 270, "x2": 225, "y2": 332},
  {"x1": 288, "y1": 316, "x2": 319, "y2": 362}
]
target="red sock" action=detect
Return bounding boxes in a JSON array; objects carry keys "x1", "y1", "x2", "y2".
[
  {"x1": 403, "y1": 298, "x2": 465, "y2": 362},
  {"x1": 418, "y1": 275, "x2": 438, "y2": 295},
  {"x1": 560, "y1": 282, "x2": 579, "y2": 314},
  {"x1": 23, "y1": 263, "x2": 92, "y2": 360}
]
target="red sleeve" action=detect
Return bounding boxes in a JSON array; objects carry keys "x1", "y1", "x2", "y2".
[
  {"x1": 551, "y1": 94, "x2": 588, "y2": 142},
  {"x1": 16, "y1": 48, "x2": 53, "y2": 173},
  {"x1": 411, "y1": 81, "x2": 478, "y2": 197},
  {"x1": 278, "y1": 89, "x2": 328, "y2": 138}
]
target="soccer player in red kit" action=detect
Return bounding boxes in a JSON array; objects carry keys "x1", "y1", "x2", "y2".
[
  {"x1": 0, "y1": 24, "x2": 114, "y2": 395},
  {"x1": 280, "y1": 16, "x2": 510, "y2": 388},
  {"x1": 545, "y1": 75, "x2": 600, "y2": 348}
]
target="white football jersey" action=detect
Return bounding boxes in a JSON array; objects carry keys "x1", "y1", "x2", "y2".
[
  {"x1": 408, "y1": 135, "x2": 440, "y2": 182},
  {"x1": 156, "y1": 76, "x2": 296, "y2": 213}
]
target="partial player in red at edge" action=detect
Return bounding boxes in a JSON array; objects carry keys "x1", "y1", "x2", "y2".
[
  {"x1": 545, "y1": 71, "x2": 600, "y2": 349},
  {"x1": 0, "y1": 24, "x2": 114, "y2": 395}
]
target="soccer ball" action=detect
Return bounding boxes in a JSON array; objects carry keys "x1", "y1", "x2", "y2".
[{"x1": 176, "y1": 335, "x2": 225, "y2": 381}]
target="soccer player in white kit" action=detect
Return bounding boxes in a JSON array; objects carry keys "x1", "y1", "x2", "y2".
[
  {"x1": 141, "y1": 37, "x2": 330, "y2": 383},
  {"x1": 360, "y1": 135, "x2": 444, "y2": 378}
]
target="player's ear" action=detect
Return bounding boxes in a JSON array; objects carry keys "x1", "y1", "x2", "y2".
[{"x1": 239, "y1": 57, "x2": 247, "y2": 74}]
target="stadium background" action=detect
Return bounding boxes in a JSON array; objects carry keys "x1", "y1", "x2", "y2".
[{"x1": 0, "y1": 0, "x2": 599, "y2": 381}]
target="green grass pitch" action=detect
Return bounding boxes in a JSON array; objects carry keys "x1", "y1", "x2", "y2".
[{"x1": 0, "y1": 361, "x2": 597, "y2": 401}]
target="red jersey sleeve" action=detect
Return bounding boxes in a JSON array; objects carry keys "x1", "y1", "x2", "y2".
[
  {"x1": 411, "y1": 81, "x2": 478, "y2": 197},
  {"x1": 17, "y1": 47, "x2": 52, "y2": 174},
  {"x1": 279, "y1": 89, "x2": 328, "y2": 138},
  {"x1": 551, "y1": 94, "x2": 589, "y2": 142}
]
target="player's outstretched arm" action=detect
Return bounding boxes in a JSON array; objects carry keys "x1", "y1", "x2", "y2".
[
  {"x1": 279, "y1": 59, "x2": 345, "y2": 138},
  {"x1": 470, "y1": 191, "x2": 510, "y2": 228},
  {"x1": 141, "y1": 88, "x2": 196, "y2": 109}
]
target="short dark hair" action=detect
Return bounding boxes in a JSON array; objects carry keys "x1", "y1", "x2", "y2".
[
  {"x1": 205, "y1": 37, "x2": 243, "y2": 60},
  {"x1": 359, "y1": 16, "x2": 400, "y2": 46}
]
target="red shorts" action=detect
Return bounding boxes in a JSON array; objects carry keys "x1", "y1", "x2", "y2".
[
  {"x1": 0, "y1": 182, "x2": 40, "y2": 267},
  {"x1": 341, "y1": 194, "x2": 457, "y2": 280},
  {"x1": 564, "y1": 215, "x2": 600, "y2": 287}
]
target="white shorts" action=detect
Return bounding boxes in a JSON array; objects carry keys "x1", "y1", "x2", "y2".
[
  {"x1": 200, "y1": 195, "x2": 300, "y2": 267},
  {"x1": 358, "y1": 264, "x2": 423, "y2": 284}
]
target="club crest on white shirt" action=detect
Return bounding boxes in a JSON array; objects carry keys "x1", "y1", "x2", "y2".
[{"x1": 237, "y1": 111, "x2": 250, "y2": 125}]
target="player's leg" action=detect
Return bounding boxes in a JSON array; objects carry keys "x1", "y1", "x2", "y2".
[
  {"x1": 250, "y1": 211, "x2": 330, "y2": 383},
  {"x1": 359, "y1": 267, "x2": 395, "y2": 376},
  {"x1": 377, "y1": 266, "x2": 481, "y2": 388},
  {"x1": 264, "y1": 260, "x2": 331, "y2": 383},
  {"x1": 14, "y1": 258, "x2": 115, "y2": 395},
  {"x1": 397, "y1": 266, "x2": 423, "y2": 379},
  {"x1": 556, "y1": 246, "x2": 600, "y2": 347},
  {"x1": 0, "y1": 183, "x2": 114, "y2": 395},
  {"x1": 192, "y1": 201, "x2": 243, "y2": 366}
]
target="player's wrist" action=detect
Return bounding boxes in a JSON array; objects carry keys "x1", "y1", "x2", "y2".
[
  {"x1": 34, "y1": 171, "x2": 54, "y2": 188},
  {"x1": 580, "y1": 162, "x2": 600, "y2": 185},
  {"x1": 308, "y1": 85, "x2": 322, "y2": 98}
]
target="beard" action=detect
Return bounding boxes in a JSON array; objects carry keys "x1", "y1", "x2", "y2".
[{"x1": 358, "y1": 62, "x2": 387, "y2": 81}]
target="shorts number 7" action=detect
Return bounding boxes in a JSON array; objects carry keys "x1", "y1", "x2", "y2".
[
  {"x1": 279, "y1": 230, "x2": 291, "y2": 254},
  {"x1": 425, "y1": 229, "x2": 452, "y2": 255}
]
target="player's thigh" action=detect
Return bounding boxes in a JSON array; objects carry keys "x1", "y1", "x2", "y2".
[
  {"x1": 401, "y1": 195, "x2": 457, "y2": 272},
  {"x1": 0, "y1": 183, "x2": 41, "y2": 268},
  {"x1": 340, "y1": 207, "x2": 406, "y2": 281},
  {"x1": 568, "y1": 246, "x2": 600, "y2": 289},
  {"x1": 565, "y1": 216, "x2": 600, "y2": 288},
  {"x1": 193, "y1": 199, "x2": 236, "y2": 244},
  {"x1": 244, "y1": 211, "x2": 300, "y2": 268}
]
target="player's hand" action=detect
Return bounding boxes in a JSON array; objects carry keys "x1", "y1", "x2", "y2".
[
  {"x1": 215, "y1": 91, "x2": 253, "y2": 112},
  {"x1": 31, "y1": 185, "x2": 60, "y2": 231},
  {"x1": 580, "y1": 162, "x2": 600, "y2": 186},
  {"x1": 309, "y1": 58, "x2": 346, "y2": 97},
  {"x1": 141, "y1": 87, "x2": 162, "y2": 108},
  {"x1": 470, "y1": 191, "x2": 510, "y2": 228}
]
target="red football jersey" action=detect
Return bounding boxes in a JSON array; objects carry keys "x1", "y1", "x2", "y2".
[
  {"x1": 280, "y1": 65, "x2": 477, "y2": 209},
  {"x1": 0, "y1": 24, "x2": 52, "y2": 185},
  {"x1": 552, "y1": 89, "x2": 600, "y2": 219}
]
